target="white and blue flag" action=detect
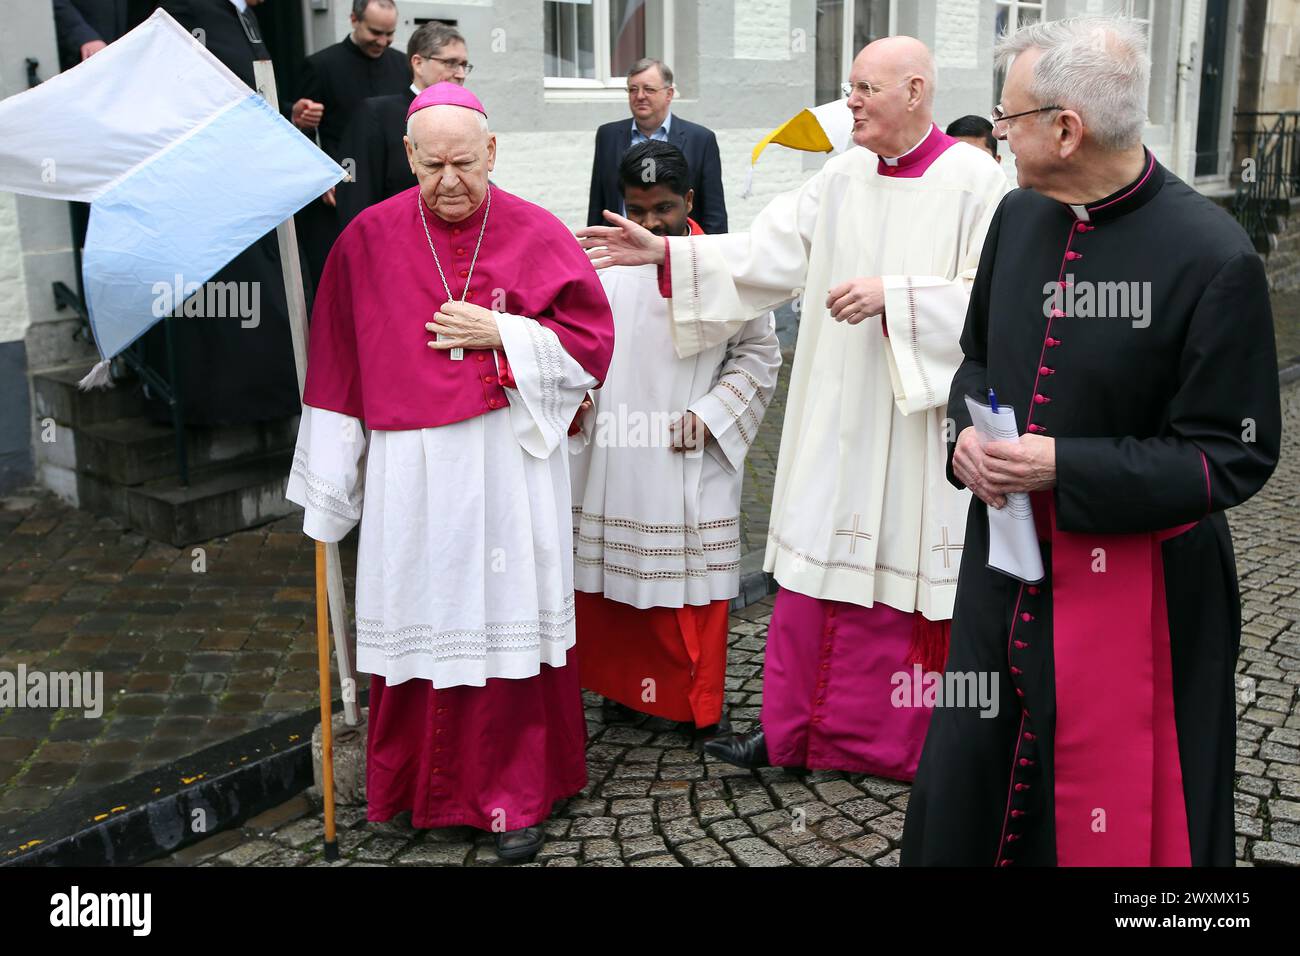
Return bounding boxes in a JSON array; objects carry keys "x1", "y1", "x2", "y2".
[{"x1": 0, "y1": 9, "x2": 342, "y2": 383}]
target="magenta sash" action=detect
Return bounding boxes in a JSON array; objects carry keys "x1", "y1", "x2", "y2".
[{"x1": 1032, "y1": 490, "x2": 1194, "y2": 866}]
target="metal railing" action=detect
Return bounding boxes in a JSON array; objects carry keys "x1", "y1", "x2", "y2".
[{"x1": 1232, "y1": 111, "x2": 1300, "y2": 250}]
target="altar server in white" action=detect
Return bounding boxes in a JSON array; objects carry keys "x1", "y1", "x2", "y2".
[{"x1": 571, "y1": 140, "x2": 780, "y2": 740}]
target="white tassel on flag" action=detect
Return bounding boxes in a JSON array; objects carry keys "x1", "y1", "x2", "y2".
[
  {"x1": 742, "y1": 164, "x2": 755, "y2": 199},
  {"x1": 77, "y1": 359, "x2": 113, "y2": 391}
]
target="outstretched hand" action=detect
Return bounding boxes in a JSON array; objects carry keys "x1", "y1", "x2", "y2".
[{"x1": 575, "y1": 211, "x2": 666, "y2": 269}]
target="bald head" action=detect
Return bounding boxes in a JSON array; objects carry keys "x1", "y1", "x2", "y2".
[
  {"x1": 856, "y1": 36, "x2": 936, "y2": 109},
  {"x1": 404, "y1": 104, "x2": 496, "y2": 223},
  {"x1": 845, "y1": 35, "x2": 936, "y2": 157}
]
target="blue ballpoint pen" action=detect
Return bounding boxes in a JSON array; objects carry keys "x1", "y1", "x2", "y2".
[{"x1": 988, "y1": 387, "x2": 999, "y2": 413}]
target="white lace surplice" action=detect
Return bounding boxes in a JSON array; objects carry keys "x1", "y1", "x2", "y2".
[
  {"x1": 285, "y1": 312, "x2": 596, "y2": 689},
  {"x1": 569, "y1": 264, "x2": 781, "y2": 609}
]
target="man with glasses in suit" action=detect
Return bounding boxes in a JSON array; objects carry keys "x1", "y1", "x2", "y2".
[{"x1": 587, "y1": 58, "x2": 728, "y2": 234}]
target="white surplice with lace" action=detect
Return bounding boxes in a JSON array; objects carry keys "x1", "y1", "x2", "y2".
[
  {"x1": 662, "y1": 144, "x2": 1010, "y2": 619},
  {"x1": 285, "y1": 312, "x2": 596, "y2": 689},
  {"x1": 569, "y1": 264, "x2": 781, "y2": 609}
]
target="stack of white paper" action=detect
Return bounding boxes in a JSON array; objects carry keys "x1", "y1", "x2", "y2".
[{"x1": 963, "y1": 396, "x2": 1046, "y2": 584}]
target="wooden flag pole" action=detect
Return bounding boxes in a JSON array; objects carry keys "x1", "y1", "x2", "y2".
[
  {"x1": 251, "y1": 58, "x2": 359, "y2": 730},
  {"x1": 315, "y1": 539, "x2": 339, "y2": 861},
  {"x1": 251, "y1": 57, "x2": 352, "y2": 858}
]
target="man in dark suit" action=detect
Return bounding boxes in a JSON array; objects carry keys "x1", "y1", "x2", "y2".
[
  {"x1": 336, "y1": 21, "x2": 469, "y2": 228},
  {"x1": 587, "y1": 58, "x2": 727, "y2": 234},
  {"x1": 52, "y1": 0, "x2": 131, "y2": 71},
  {"x1": 160, "y1": 0, "x2": 269, "y2": 88}
]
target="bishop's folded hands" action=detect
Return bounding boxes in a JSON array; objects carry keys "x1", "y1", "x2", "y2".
[{"x1": 426, "y1": 300, "x2": 502, "y2": 351}]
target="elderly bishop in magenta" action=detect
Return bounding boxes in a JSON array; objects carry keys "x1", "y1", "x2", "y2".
[{"x1": 286, "y1": 83, "x2": 614, "y2": 862}]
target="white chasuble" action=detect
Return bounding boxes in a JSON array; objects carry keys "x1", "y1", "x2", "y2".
[
  {"x1": 286, "y1": 312, "x2": 596, "y2": 688},
  {"x1": 570, "y1": 264, "x2": 781, "y2": 608},
  {"x1": 663, "y1": 141, "x2": 1010, "y2": 619}
]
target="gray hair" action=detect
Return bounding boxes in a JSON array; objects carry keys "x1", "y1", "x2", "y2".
[
  {"x1": 352, "y1": 0, "x2": 396, "y2": 19},
  {"x1": 408, "y1": 22, "x2": 464, "y2": 60},
  {"x1": 627, "y1": 58, "x2": 673, "y2": 87},
  {"x1": 995, "y1": 16, "x2": 1149, "y2": 150}
]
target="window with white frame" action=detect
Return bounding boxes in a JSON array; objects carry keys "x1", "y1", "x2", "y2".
[
  {"x1": 544, "y1": 0, "x2": 672, "y2": 88},
  {"x1": 816, "y1": 0, "x2": 891, "y2": 105},
  {"x1": 1117, "y1": 0, "x2": 1152, "y2": 35},
  {"x1": 993, "y1": 0, "x2": 1044, "y2": 106},
  {"x1": 993, "y1": 2, "x2": 1157, "y2": 117}
]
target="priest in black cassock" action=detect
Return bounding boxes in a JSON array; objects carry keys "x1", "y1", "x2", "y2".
[
  {"x1": 289, "y1": 0, "x2": 410, "y2": 288},
  {"x1": 335, "y1": 21, "x2": 469, "y2": 228},
  {"x1": 139, "y1": 0, "x2": 300, "y2": 426},
  {"x1": 902, "y1": 17, "x2": 1281, "y2": 867}
]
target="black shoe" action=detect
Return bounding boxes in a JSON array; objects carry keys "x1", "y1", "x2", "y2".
[
  {"x1": 602, "y1": 698, "x2": 640, "y2": 723},
  {"x1": 688, "y1": 709, "x2": 733, "y2": 747},
  {"x1": 703, "y1": 728, "x2": 768, "y2": 769},
  {"x1": 495, "y1": 825, "x2": 545, "y2": 861}
]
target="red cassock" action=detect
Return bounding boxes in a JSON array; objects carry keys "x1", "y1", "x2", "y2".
[{"x1": 576, "y1": 593, "x2": 731, "y2": 727}]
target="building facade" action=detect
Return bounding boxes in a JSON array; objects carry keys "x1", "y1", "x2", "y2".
[{"x1": 0, "y1": 0, "x2": 1253, "y2": 500}]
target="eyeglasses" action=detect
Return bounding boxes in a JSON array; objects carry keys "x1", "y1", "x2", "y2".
[
  {"x1": 426, "y1": 55, "x2": 473, "y2": 74},
  {"x1": 989, "y1": 103, "x2": 1061, "y2": 132},
  {"x1": 627, "y1": 85, "x2": 668, "y2": 96},
  {"x1": 841, "y1": 77, "x2": 912, "y2": 99}
]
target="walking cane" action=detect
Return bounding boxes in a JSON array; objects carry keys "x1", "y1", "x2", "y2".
[{"x1": 316, "y1": 540, "x2": 339, "y2": 861}]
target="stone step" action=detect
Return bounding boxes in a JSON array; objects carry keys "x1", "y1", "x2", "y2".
[
  {"x1": 1274, "y1": 232, "x2": 1300, "y2": 257},
  {"x1": 72, "y1": 415, "x2": 298, "y2": 486},
  {"x1": 32, "y1": 363, "x2": 146, "y2": 428},
  {"x1": 123, "y1": 451, "x2": 299, "y2": 547}
]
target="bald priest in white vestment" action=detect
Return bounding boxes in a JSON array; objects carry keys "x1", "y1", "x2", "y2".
[{"x1": 578, "y1": 37, "x2": 1010, "y2": 778}]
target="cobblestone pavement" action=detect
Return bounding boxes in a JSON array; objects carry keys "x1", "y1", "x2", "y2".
[
  {"x1": 157, "y1": 382, "x2": 1297, "y2": 867},
  {"x1": 1272, "y1": 290, "x2": 1300, "y2": 370},
  {"x1": 0, "y1": 346, "x2": 792, "y2": 835},
  {"x1": 739, "y1": 348, "x2": 790, "y2": 557},
  {"x1": 0, "y1": 505, "x2": 352, "y2": 831},
  {"x1": 3, "y1": 332, "x2": 1298, "y2": 863},
  {"x1": 161, "y1": 596, "x2": 923, "y2": 870},
  {"x1": 1226, "y1": 382, "x2": 1300, "y2": 866}
]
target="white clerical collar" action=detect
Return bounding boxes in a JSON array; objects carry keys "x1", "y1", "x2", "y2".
[
  {"x1": 228, "y1": 0, "x2": 249, "y2": 13},
  {"x1": 880, "y1": 126, "x2": 934, "y2": 167}
]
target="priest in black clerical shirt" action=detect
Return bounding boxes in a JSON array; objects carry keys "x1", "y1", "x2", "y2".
[
  {"x1": 335, "y1": 22, "x2": 470, "y2": 228},
  {"x1": 903, "y1": 17, "x2": 1281, "y2": 868},
  {"x1": 289, "y1": 0, "x2": 410, "y2": 288}
]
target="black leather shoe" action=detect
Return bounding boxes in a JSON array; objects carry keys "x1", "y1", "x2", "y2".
[
  {"x1": 689, "y1": 709, "x2": 733, "y2": 747},
  {"x1": 602, "y1": 698, "x2": 640, "y2": 723},
  {"x1": 703, "y1": 728, "x2": 768, "y2": 769},
  {"x1": 495, "y1": 825, "x2": 545, "y2": 861}
]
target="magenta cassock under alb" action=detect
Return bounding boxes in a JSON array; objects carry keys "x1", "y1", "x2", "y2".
[
  {"x1": 292, "y1": 183, "x2": 613, "y2": 834},
  {"x1": 761, "y1": 588, "x2": 933, "y2": 779}
]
